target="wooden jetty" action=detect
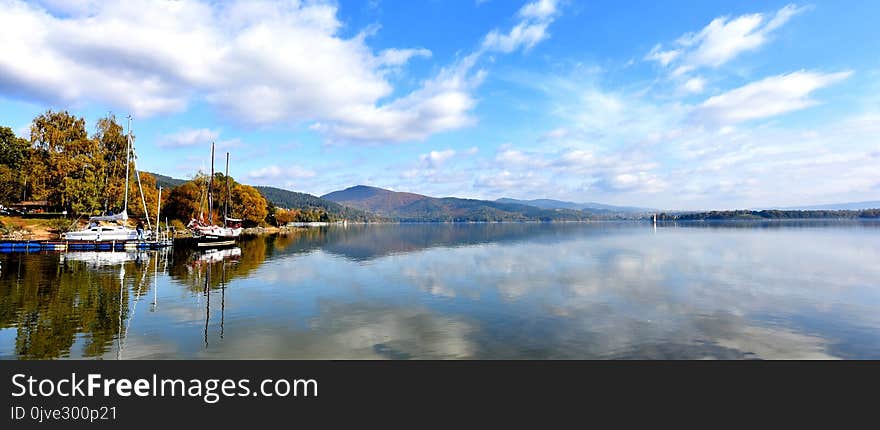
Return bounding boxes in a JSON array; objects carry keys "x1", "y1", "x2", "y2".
[{"x1": 0, "y1": 239, "x2": 172, "y2": 253}]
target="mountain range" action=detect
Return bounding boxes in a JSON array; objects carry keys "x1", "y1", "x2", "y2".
[
  {"x1": 255, "y1": 186, "x2": 379, "y2": 221},
  {"x1": 147, "y1": 172, "x2": 880, "y2": 222},
  {"x1": 151, "y1": 172, "x2": 186, "y2": 189},
  {"x1": 321, "y1": 185, "x2": 594, "y2": 222}
]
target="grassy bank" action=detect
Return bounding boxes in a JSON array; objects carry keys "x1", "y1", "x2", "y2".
[{"x1": 0, "y1": 216, "x2": 72, "y2": 240}]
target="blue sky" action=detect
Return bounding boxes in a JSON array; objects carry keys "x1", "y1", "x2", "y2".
[{"x1": 1, "y1": 0, "x2": 878, "y2": 209}]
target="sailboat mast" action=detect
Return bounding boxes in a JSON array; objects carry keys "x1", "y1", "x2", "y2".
[
  {"x1": 156, "y1": 186, "x2": 162, "y2": 240},
  {"x1": 208, "y1": 142, "x2": 215, "y2": 225},
  {"x1": 123, "y1": 115, "x2": 132, "y2": 213},
  {"x1": 133, "y1": 149, "x2": 152, "y2": 231},
  {"x1": 224, "y1": 152, "x2": 230, "y2": 222},
  {"x1": 125, "y1": 119, "x2": 151, "y2": 231}
]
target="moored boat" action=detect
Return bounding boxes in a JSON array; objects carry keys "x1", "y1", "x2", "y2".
[
  {"x1": 61, "y1": 216, "x2": 151, "y2": 241},
  {"x1": 60, "y1": 116, "x2": 154, "y2": 243},
  {"x1": 183, "y1": 144, "x2": 243, "y2": 248}
]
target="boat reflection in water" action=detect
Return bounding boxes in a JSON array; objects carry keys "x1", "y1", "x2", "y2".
[
  {"x1": 191, "y1": 247, "x2": 242, "y2": 266},
  {"x1": 0, "y1": 248, "x2": 166, "y2": 359},
  {"x1": 60, "y1": 250, "x2": 150, "y2": 268},
  {"x1": 186, "y1": 247, "x2": 240, "y2": 348}
]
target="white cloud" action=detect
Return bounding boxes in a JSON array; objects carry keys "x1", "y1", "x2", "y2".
[
  {"x1": 158, "y1": 128, "x2": 219, "y2": 148},
  {"x1": 0, "y1": 0, "x2": 560, "y2": 144},
  {"x1": 682, "y1": 76, "x2": 706, "y2": 93},
  {"x1": 419, "y1": 149, "x2": 457, "y2": 168},
  {"x1": 483, "y1": 143, "x2": 664, "y2": 196},
  {"x1": 0, "y1": 0, "x2": 210, "y2": 116},
  {"x1": 313, "y1": 53, "x2": 484, "y2": 142},
  {"x1": 647, "y1": 4, "x2": 806, "y2": 73},
  {"x1": 482, "y1": 0, "x2": 559, "y2": 53},
  {"x1": 461, "y1": 62, "x2": 871, "y2": 207},
  {"x1": 248, "y1": 165, "x2": 316, "y2": 180},
  {"x1": 494, "y1": 146, "x2": 546, "y2": 168},
  {"x1": 482, "y1": 22, "x2": 550, "y2": 53},
  {"x1": 554, "y1": 149, "x2": 596, "y2": 167},
  {"x1": 593, "y1": 171, "x2": 665, "y2": 193},
  {"x1": 695, "y1": 70, "x2": 851, "y2": 124},
  {"x1": 645, "y1": 44, "x2": 680, "y2": 67},
  {"x1": 377, "y1": 48, "x2": 432, "y2": 67},
  {"x1": 398, "y1": 147, "x2": 478, "y2": 184},
  {"x1": 519, "y1": 0, "x2": 557, "y2": 20},
  {"x1": 474, "y1": 170, "x2": 544, "y2": 191}
]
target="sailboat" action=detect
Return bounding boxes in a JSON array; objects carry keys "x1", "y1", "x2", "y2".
[
  {"x1": 184, "y1": 143, "x2": 242, "y2": 248},
  {"x1": 61, "y1": 116, "x2": 152, "y2": 242}
]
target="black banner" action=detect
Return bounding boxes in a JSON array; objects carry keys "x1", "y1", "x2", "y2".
[{"x1": 2, "y1": 360, "x2": 876, "y2": 427}]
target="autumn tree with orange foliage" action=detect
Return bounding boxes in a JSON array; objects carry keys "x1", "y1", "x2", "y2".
[
  {"x1": 5, "y1": 110, "x2": 270, "y2": 226},
  {"x1": 164, "y1": 173, "x2": 268, "y2": 227}
]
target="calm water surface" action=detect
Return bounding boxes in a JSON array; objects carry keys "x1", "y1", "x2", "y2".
[{"x1": 2, "y1": 222, "x2": 879, "y2": 359}]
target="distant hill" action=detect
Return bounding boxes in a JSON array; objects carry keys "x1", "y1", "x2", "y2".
[
  {"x1": 254, "y1": 186, "x2": 380, "y2": 222},
  {"x1": 321, "y1": 185, "x2": 428, "y2": 214},
  {"x1": 496, "y1": 197, "x2": 654, "y2": 213},
  {"x1": 772, "y1": 201, "x2": 880, "y2": 211},
  {"x1": 149, "y1": 172, "x2": 186, "y2": 190},
  {"x1": 322, "y1": 185, "x2": 594, "y2": 222}
]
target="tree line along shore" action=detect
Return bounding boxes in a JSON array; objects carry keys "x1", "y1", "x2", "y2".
[
  {"x1": 653, "y1": 209, "x2": 880, "y2": 221},
  {"x1": 0, "y1": 110, "x2": 343, "y2": 239}
]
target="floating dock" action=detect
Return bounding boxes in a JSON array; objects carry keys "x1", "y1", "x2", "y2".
[{"x1": 0, "y1": 239, "x2": 172, "y2": 253}]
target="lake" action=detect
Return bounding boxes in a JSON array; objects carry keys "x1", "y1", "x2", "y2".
[{"x1": 2, "y1": 221, "x2": 879, "y2": 359}]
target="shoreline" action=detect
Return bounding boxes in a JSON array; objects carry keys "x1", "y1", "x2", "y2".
[
  {"x1": 6, "y1": 215, "x2": 879, "y2": 241},
  {"x1": 241, "y1": 225, "x2": 308, "y2": 236}
]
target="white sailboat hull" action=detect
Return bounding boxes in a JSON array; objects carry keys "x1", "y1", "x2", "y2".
[
  {"x1": 61, "y1": 225, "x2": 152, "y2": 241},
  {"x1": 191, "y1": 225, "x2": 243, "y2": 238}
]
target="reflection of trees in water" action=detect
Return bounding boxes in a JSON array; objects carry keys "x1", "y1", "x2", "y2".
[
  {"x1": 0, "y1": 239, "x2": 267, "y2": 359},
  {"x1": 265, "y1": 229, "x2": 319, "y2": 254},
  {"x1": 0, "y1": 252, "x2": 159, "y2": 359},
  {"x1": 260, "y1": 223, "x2": 630, "y2": 262},
  {"x1": 263, "y1": 221, "x2": 880, "y2": 262}
]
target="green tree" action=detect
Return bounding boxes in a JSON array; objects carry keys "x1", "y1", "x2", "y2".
[
  {"x1": 230, "y1": 183, "x2": 268, "y2": 226},
  {"x1": 0, "y1": 126, "x2": 29, "y2": 168},
  {"x1": 29, "y1": 111, "x2": 105, "y2": 213},
  {"x1": 163, "y1": 173, "x2": 269, "y2": 226},
  {"x1": 163, "y1": 179, "x2": 204, "y2": 222},
  {"x1": 0, "y1": 165, "x2": 20, "y2": 203},
  {"x1": 0, "y1": 126, "x2": 30, "y2": 203},
  {"x1": 93, "y1": 114, "x2": 129, "y2": 213}
]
